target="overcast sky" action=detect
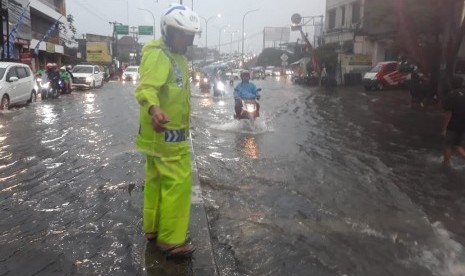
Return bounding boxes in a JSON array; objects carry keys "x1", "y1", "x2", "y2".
[{"x1": 66, "y1": 0, "x2": 326, "y2": 54}]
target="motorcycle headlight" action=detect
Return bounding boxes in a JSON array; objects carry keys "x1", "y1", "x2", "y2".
[
  {"x1": 196, "y1": 76, "x2": 201, "y2": 81},
  {"x1": 203, "y1": 78, "x2": 208, "y2": 83},
  {"x1": 42, "y1": 82, "x2": 50, "y2": 89},
  {"x1": 217, "y1": 82, "x2": 225, "y2": 91},
  {"x1": 245, "y1": 103, "x2": 256, "y2": 112}
]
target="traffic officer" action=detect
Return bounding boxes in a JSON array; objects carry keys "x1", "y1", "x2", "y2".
[{"x1": 134, "y1": 3, "x2": 201, "y2": 258}]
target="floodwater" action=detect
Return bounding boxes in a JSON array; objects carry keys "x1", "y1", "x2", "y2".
[
  {"x1": 190, "y1": 77, "x2": 465, "y2": 276},
  {"x1": 0, "y1": 83, "x2": 193, "y2": 275},
  {"x1": 1, "y1": 78, "x2": 464, "y2": 276}
]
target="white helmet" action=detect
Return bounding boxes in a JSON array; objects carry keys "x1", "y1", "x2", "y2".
[{"x1": 160, "y1": 4, "x2": 201, "y2": 41}]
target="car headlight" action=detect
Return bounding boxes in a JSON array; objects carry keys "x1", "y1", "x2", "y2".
[{"x1": 86, "y1": 76, "x2": 93, "y2": 82}]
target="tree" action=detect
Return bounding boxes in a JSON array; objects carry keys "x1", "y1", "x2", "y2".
[
  {"x1": 370, "y1": 0, "x2": 465, "y2": 100},
  {"x1": 59, "y1": 14, "x2": 78, "y2": 46}
]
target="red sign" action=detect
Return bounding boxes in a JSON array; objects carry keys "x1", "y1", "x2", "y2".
[{"x1": 20, "y1": 52, "x2": 32, "y2": 63}]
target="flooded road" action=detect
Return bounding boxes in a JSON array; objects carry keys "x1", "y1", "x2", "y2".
[
  {"x1": 191, "y1": 78, "x2": 465, "y2": 276},
  {"x1": 0, "y1": 83, "x2": 150, "y2": 275},
  {"x1": 1, "y1": 78, "x2": 464, "y2": 276}
]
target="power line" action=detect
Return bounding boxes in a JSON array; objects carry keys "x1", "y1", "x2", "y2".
[{"x1": 74, "y1": 0, "x2": 110, "y2": 24}]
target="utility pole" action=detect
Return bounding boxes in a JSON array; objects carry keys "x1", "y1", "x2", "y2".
[
  {"x1": 109, "y1": 21, "x2": 122, "y2": 66},
  {"x1": 0, "y1": 0, "x2": 4, "y2": 60},
  {"x1": 0, "y1": 0, "x2": 9, "y2": 61}
]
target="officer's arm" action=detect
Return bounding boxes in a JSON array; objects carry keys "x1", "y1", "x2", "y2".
[{"x1": 135, "y1": 49, "x2": 169, "y2": 114}]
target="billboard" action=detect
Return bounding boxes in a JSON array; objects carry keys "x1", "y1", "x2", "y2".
[
  {"x1": 86, "y1": 34, "x2": 112, "y2": 63},
  {"x1": 263, "y1": 27, "x2": 290, "y2": 42},
  {"x1": 86, "y1": 42, "x2": 112, "y2": 63}
]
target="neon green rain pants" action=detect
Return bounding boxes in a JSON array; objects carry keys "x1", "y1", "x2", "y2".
[{"x1": 143, "y1": 153, "x2": 192, "y2": 245}]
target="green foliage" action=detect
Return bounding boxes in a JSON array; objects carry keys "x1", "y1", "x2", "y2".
[{"x1": 315, "y1": 44, "x2": 338, "y2": 67}]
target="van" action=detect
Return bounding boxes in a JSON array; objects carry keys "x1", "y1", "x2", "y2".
[
  {"x1": 0, "y1": 62, "x2": 36, "y2": 110},
  {"x1": 362, "y1": 61, "x2": 409, "y2": 91}
]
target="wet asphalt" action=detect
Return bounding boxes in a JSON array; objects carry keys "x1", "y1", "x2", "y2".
[{"x1": 0, "y1": 78, "x2": 464, "y2": 276}]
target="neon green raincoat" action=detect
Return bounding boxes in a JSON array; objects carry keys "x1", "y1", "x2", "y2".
[{"x1": 134, "y1": 39, "x2": 192, "y2": 245}]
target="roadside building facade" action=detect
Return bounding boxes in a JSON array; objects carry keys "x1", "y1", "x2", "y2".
[
  {"x1": 29, "y1": 0, "x2": 67, "y2": 71},
  {"x1": 324, "y1": 0, "x2": 399, "y2": 81}
]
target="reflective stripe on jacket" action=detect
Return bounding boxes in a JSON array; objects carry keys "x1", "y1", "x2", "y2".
[{"x1": 134, "y1": 39, "x2": 191, "y2": 158}]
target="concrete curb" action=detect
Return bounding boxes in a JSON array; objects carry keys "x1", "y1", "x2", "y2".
[{"x1": 190, "y1": 140, "x2": 218, "y2": 276}]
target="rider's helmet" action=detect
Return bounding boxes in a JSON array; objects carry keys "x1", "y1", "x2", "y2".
[
  {"x1": 60, "y1": 66, "x2": 66, "y2": 71},
  {"x1": 160, "y1": 4, "x2": 201, "y2": 43},
  {"x1": 66, "y1": 65, "x2": 72, "y2": 71},
  {"x1": 240, "y1": 70, "x2": 250, "y2": 79},
  {"x1": 46, "y1": 63, "x2": 54, "y2": 68}
]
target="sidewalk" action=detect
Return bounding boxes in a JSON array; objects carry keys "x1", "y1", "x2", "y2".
[{"x1": 189, "y1": 142, "x2": 218, "y2": 276}]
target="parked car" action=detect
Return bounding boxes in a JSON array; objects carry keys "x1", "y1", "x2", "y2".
[
  {"x1": 122, "y1": 66, "x2": 140, "y2": 81},
  {"x1": 72, "y1": 64, "x2": 104, "y2": 89},
  {"x1": 363, "y1": 61, "x2": 409, "y2": 91},
  {"x1": 0, "y1": 62, "x2": 36, "y2": 110}
]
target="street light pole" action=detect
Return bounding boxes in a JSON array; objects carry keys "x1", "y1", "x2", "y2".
[
  {"x1": 138, "y1": 8, "x2": 156, "y2": 39},
  {"x1": 218, "y1": 24, "x2": 229, "y2": 54},
  {"x1": 200, "y1": 14, "x2": 220, "y2": 61},
  {"x1": 242, "y1": 9, "x2": 259, "y2": 64}
]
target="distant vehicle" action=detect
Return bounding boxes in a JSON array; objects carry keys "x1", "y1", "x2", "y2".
[
  {"x1": 362, "y1": 61, "x2": 409, "y2": 91},
  {"x1": 226, "y1": 69, "x2": 241, "y2": 80},
  {"x1": 72, "y1": 64, "x2": 104, "y2": 89},
  {"x1": 0, "y1": 62, "x2": 36, "y2": 110},
  {"x1": 122, "y1": 66, "x2": 140, "y2": 81},
  {"x1": 265, "y1": 66, "x2": 275, "y2": 76}
]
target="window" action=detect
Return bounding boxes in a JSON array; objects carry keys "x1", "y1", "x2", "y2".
[
  {"x1": 6, "y1": 67, "x2": 18, "y2": 80},
  {"x1": 341, "y1": 6, "x2": 346, "y2": 27},
  {"x1": 16, "y1": 67, "x2": 28, "y2": 79},
  {"x1": 352, "y1": 1, "x2": 361, "y2": 24},
  {"x1": 328, "y1": 9, "x2": 336, "y2": 30}
]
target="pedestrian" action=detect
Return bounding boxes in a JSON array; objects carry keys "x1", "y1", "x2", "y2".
[
  {"x1": 320, "y1": 63, "x2": 327, "y2": 86},
  {"x1": 442, "y1": 76, "x2": 465, "y2": 166},
  {"x1": 134, "y1": 3, "x2": 201, "y2": 258}
]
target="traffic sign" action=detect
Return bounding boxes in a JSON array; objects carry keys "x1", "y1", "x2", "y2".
[
  {"x1": 291, "y1": 13, "x2": 302, "y2": 24},
  {"x1": 114, "y1": 25, "x2": 129, "y2": 35},
  {"x1": 280, "y1": 53, "x2": 288, "y2": 61},
  {"x1": 138, "y1": 25, "x2": 153, "y2": 36}
]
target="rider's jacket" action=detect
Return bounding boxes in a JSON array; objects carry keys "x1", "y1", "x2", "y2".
[
  {"x1": 234, "y1": 82, "x2": 258, "y2": 99},
  {"x1": 60, "y1": 71, "x2": 71, "y2": 80},
  {"x1": 134, "y1": 39, "x2": 191, "y2": 158}
]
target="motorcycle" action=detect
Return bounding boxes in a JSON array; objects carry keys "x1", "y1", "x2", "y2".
[
  {"x1": 236, "y1": 88, "x2": 262, "y2": 129},
  {"x1": 213, "y1": 80, "x2": 226, "y2": 97},
  {"x1": 199, "y1": 77, "x2": 211, "y2": 93},
  {"x1": 37, "y1": 76, "x2": 60, "y2": 99}
]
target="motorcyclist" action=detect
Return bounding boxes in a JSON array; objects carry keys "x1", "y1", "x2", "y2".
[
  {"x1": 234, "y1": 70, "x2": 260, "y2": 118},
  {"x1": 46, "y1": 63, "x2": 60, "y2": 87},
  {"x1": 229, "y1": 71, "x2": 234, "y2": 86},
  {"x1": 60, "y1": 66, "x2": 72, "y2": 93},
  {"x1": 66, "y1": 65, "x2": 74, "y2": 81}
]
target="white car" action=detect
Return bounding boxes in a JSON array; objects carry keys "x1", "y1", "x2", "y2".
[
  {"x1": 71, "y1": 64, "x2": 104, "y2": 89},
  {"x1": 122, "y1": 66, "x2": 140, "y2": 81},
  {"x1": 0, "y1": 62, "x2": 36, "y2": 110}
]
